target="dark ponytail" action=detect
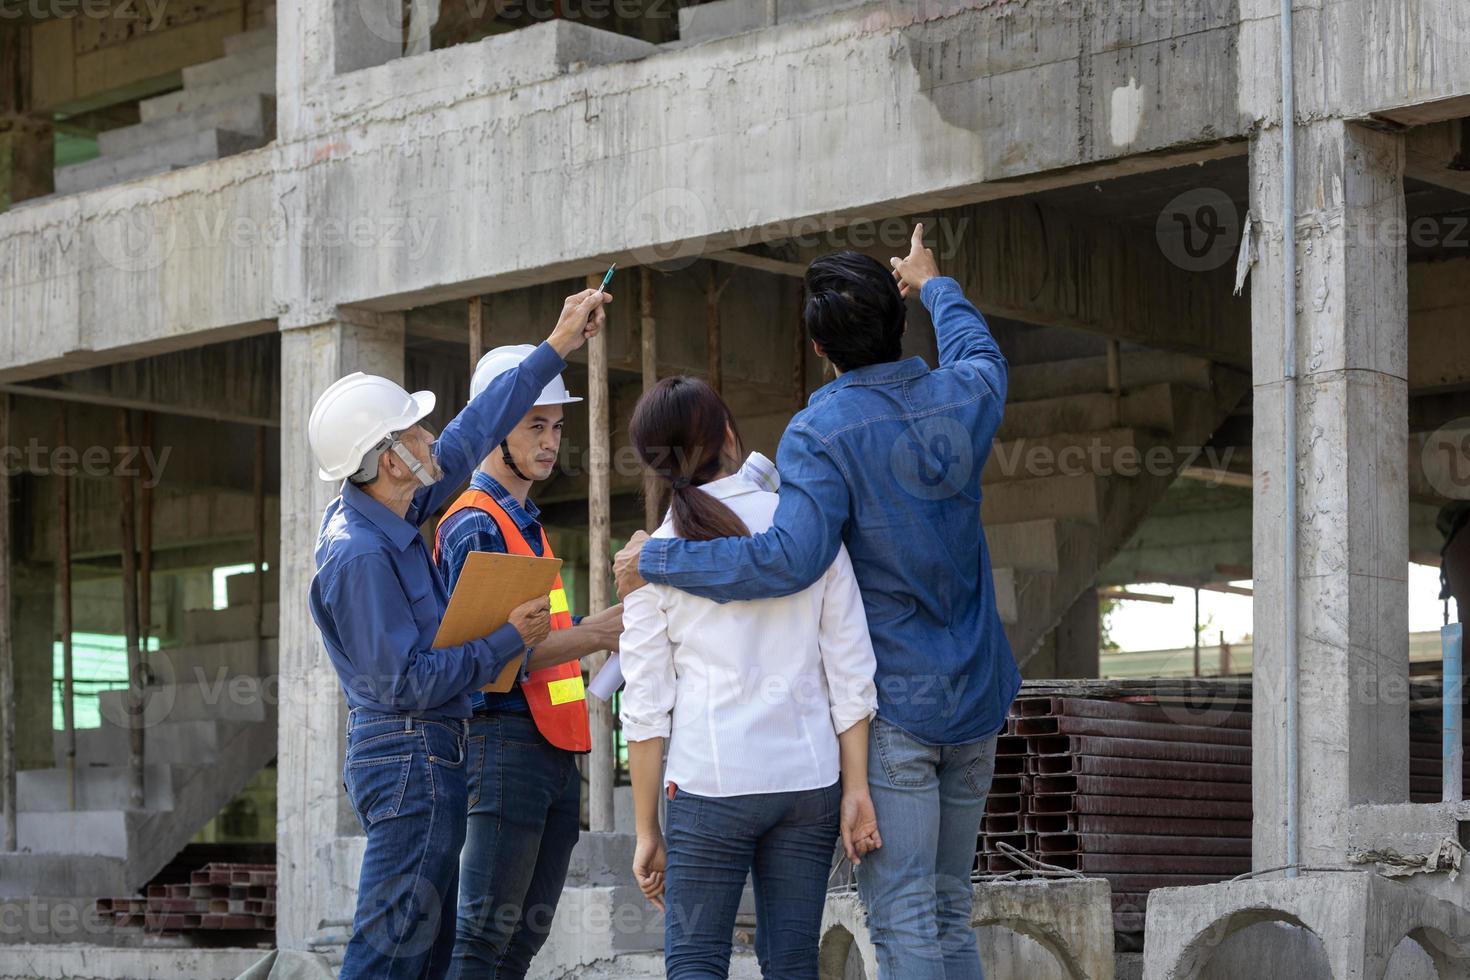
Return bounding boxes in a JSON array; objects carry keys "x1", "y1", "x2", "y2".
[{"x1": 628, "y1": 377, "x2": 750, "y2": 542}]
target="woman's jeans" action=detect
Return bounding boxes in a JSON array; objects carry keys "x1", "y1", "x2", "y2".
[
  {"x1": 339, "y1": 709, "x2": 470, "y2": 980},
  {"x1": 663, "y1": 781, "x2": 841, "y2": 980},
  {"x1": 855, "y1": 717, "x2": 998, "y2": 980},
  {"x1": 447, "y1": 711, "x2": 581, "y2": 980}
]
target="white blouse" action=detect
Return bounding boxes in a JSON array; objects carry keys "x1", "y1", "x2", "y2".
[{"x1": 618, "y1": 455, "x2": 878, "y2": 798}]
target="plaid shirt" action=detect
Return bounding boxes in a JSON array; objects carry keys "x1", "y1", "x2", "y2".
[{"x1": 436, "y1": 471, "x2": 543, "y2": 713}]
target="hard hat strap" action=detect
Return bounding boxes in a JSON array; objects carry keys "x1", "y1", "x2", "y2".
[
  {"x1": 391, "y1": 440, "x2": 436, "y2": 488},
  {"x1": 501, "y1": 440, "x2": 532, "y2": 483}
]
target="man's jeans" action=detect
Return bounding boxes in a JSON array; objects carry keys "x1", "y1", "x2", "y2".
[
  {"x1": 664, "y1": 781, "x2": 841, "y2": 979},
  {"x1": 340, "y1": 709, "x2": 470, "y2": 980},
  {"x1": 856, "y1": 718, "x2": 997, "y2": 980},
  {"x1": 447, "y1": 712, "x2": 581, "y2": 980}
]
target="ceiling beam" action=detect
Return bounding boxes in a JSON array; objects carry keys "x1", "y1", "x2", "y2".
[
  {"x1": 1405, "y1": 120, "x2": 1470, "y2": 198},
  {"x1": 0, "y1": 383, "x2": 278, "y2": 427},
  {"x1": 707, "y1": 250, "x2": 806, "y2": 279}
]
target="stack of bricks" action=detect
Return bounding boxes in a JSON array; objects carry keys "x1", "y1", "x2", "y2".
[{"x1": 98, "y1": 862, "x2": 276, "y2": 938}]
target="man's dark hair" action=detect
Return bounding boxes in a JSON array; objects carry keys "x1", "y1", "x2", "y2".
[{"x1": 802, "y1": 250, "x2": 906, "y2": 372}]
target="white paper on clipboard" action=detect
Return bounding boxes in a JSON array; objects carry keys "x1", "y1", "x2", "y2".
[{"x1": 587, "y1": 652, "x2": 625, "y2": 702}]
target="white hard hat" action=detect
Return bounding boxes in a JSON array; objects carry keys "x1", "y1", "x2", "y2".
[
  {"x1": 470, "y1": 344, "x2": 583, "y2": 406},
  {"x1": 308, "y1": 373, "x2": 436, "y2": 481}
]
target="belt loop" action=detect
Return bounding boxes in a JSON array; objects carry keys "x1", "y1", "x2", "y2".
[{"x1": 404, "y1": 716, "x2": 414, "y2": 733}]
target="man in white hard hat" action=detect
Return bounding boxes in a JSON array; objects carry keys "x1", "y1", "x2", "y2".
[
  {"x1": 307, "y1": 288, "x2": 612, "y2": 980},
  {"x1": 436, "y1": 345, "x2": 622, "y2": 979}
]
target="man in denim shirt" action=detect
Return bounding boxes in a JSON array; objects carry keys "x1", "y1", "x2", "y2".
[
  {"x1": 615, "y1": 227, "x2": 1021, "y2": 979},
  {"x1": 309, "y1": 287, "x2": 610, "y2": 980}
]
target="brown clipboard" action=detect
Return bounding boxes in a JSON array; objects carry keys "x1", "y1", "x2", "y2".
[{"x1": 433, "y1": 551, "x2": 563, "y2": 693}]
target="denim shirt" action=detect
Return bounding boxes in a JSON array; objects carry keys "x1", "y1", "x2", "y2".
[
  {"x1": 436, "y1": 471, "x2": 542, "y2": 714},
  {"x1": 309, "y1": 342, "x2": 568, "y2": 720},
  {"x1": 639, "y1": 277, "x2": 1021, "y2": 745}
]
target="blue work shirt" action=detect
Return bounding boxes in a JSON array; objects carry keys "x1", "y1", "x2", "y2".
[
  {"x1": 639, "y1": 277, "x2": 1022, "y2": 745},
  {"x1": 436, "y1": 470, "x2": 543, "y2": 714},
  {"x1": 309, "y1": 342, "x2": 567, "y2": 720}
]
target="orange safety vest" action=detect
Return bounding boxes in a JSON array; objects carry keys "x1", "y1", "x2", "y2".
[{"x1": 434, "y1": 489, "x2": 591, "y2": 753}]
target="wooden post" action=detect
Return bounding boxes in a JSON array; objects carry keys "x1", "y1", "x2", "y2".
[
  {"x1": 138, "y1": 412, "x2": 154, "y2": 667},
  {"x1": 1193, "y1": 585, "x2": 1201, "y2": 678},
  {"x1": 706, "y1": 269, "x2": 721, "y2": 394},
  {"x1": 1106, "y1": 338, "x2": 1122, "y2": 427},
  {"x1": 116, "y1": 410, "x2": 145, "y2": 810},
  {"x1": 57, "y1": 411, "x2": 75, "y2": 810},
  {"x1": 586, "y1": 273, "x2": 616, "y2": 833},
  {"x1": 0, "y1": 395, "x2": 14, "y2": 850},
  {"x1": 253, "y1": 426, "x2": 267, "y2": 671},
  {"x1": 468, "y1": 296, "x2": 486, "y2": 368},
  {"x1": 704, "y1": 264, "x2": 733, "y2": 395},
  {"x1": 640, "y1": 268, "x2": 660, "y2": 532}
]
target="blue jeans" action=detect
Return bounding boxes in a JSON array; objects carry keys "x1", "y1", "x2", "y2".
[
  {"x1": 664, "y1": 781, "x2": 840, "y2": 980},
  {"x1": 447, "y1": 712, "x2": 581, "y2": 979},
  {"x1": 855, "y1": 718, "x2": 997, "y2": 980},
  {"x1": 340, "y1": 709, "x2": 470, "y2": 980}
]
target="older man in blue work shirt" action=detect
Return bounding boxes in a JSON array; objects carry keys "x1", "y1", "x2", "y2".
[
  {"x1": 615, "y1": 227, "x2": 1020, "y2": 980},
  {"x1": 308, "y1": 286, "x2": 612, "y2": 980}
]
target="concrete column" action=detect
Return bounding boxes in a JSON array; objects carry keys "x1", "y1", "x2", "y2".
[
  {"x1": 1021, "y1": 590, "x2": 1101, "y2": 680},
  {"x1": 1052, "y1": 589, "x2": 1100, "y2": 679},
  {"x1": 0, "y1": 115, "x2": 53, "y2": 211},
  {"x1": 275, "y1": 0, "x2": 403, "y2": 140},
  {"x1": 275, "y1": 309, "x2": 405, "y2": 950},
  {"x1": 1250, "y1": 120, "x2": 1410, "y2": 870},
  {"x1": 10, "y1": 559, "x2": 54, "y2": 772}
]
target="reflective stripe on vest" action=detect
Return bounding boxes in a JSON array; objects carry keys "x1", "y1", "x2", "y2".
[{"x1": 435, "y1": 488, "x2": 591, "y2": 753}]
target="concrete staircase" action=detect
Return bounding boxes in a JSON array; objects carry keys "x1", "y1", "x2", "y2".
[
  {"x1": 51, "y1": 17, "x2": 276, "y2": 196},
  {"x1": 0, "y1": 568, "x2": 279, "y2": 927},
  {"x1": 984, "y1": 347, "x2": 1249, "y2": 667}
]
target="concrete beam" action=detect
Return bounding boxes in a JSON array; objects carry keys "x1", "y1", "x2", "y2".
[
  {"x1": 1240, "y1": 0, "x2": 1470, "y2": 127},
  {"x1": 6, "y1": 1, "x2": 1470, "y2": 384},
  {"x1": 0, "y1": 147, "x2": 279, "y2": 383},
  {"x1": 276, "y1": 6, "x2": 1259, "y2": 314}
]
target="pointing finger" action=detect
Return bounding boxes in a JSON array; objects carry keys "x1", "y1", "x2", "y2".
[{"x1": 911, "y1": 222, "x2": 925, "y2": 252}]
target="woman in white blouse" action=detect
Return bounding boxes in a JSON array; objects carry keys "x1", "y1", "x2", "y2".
[{"x1": 618, "y1": 376, "x2": 880, "y2": 980}]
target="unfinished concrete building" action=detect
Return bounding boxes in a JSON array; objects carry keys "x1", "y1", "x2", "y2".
[{"x1": 1, "y1": 0, "x2": 1469, "y2": 976}]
